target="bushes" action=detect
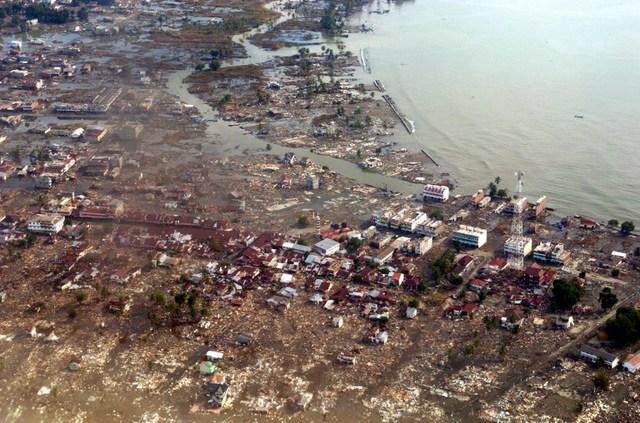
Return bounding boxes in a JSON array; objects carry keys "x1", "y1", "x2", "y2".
[
  {"x1": 431, "y1": 249, "x2": 456, "y2": 280},
  {"x1": 449, "y1": 275, "x2": 464, "y2": 285},
  {"x1": 598, "y1": 287, "x2": 618, "y2": 310},
  {"x1": 297, "y1": 216, "x2": 310, "y2": 228},
  {"x1": 74, "y1": 291, "x2": 87, "y2": 304},
  {"x1": 593, "y1": 370, "x2": 609, "y2": 391},
  {"x1": 550, "y1": 279, "x2": 583, "y2": 310},
  {"x1": 150, "y1": 291, "x2": 166, "y2": 305},
  {"x1": 620, "y1": 221, "x2": 635, "y2": 235},
  {"x1": 605, "y1": 307, "x2": 640, "y2": 347},
  {"x1": 25, "y1": 4, "x2": 71, "y2": 24},
  {"x1": 483, "y1": 315, "x2": 499, "y2": 330},
  {"x1": 209, "y1": 239, "x2": 224, "y2": 253}
]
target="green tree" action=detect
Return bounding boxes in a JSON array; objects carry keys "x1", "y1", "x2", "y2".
[
  {"x1": 346, "y1": 237, "x2": 362, "y2": 253},
  {"x1": 25, "y1": 4, "x2": 71, "y2": 24},
  {"x1": 68, "y1": 307, "x2": 78, "y2": 319},
  {"x1": 187, "y1": 293, "x2": 197, "y2": 308},
  {"x1": 10, "y1": 146, "x2": 21, "y2": 162},
  {"x1": 24, "y1": 233, "x2": 37, "y2": 248},
  {"x1": 165, "y1": 301, "x2": 179, "y2": 316},
  {"x1": 449, "y1": 275, "x2": 464, "y2": 285},
  {"x1": 478, "y1": 290, "x2": 487, "y2": 302},
  {"x1": 497, "y1": 188, "x2": 509, "y2": 198},
  {"x1": 210, "y1": 239, "x2": 224, "y2": 253},
  {"x1": 430, "y1": 209, "x2": 444, "y2": 221},
  {"x1": 483, "y1": 315, "x2": 499, "y2": 330},
  {"x1": 297, "y1": 216, "x2": 310, "y2": 228},
  {"x1": 431, "y1": 249, "x2": 456, "y2": 280},
  {"x1": 210, "y1": 59, "x2": 221, "y2": 71},
  {"x1": 593, "y1": 370, "x2": 609, "y2": 391},
  {"x1": 408, "y1": 298, "x2": 421, "y2": 309},
  {"x1": 487, "y1": 182, "x2": 497, "y2": 197},
  {"x1": 608, "y1": 219, "x2": 619, "y2": 227},
  {"x1": 599, "y1": 287, "x2": 618, "y2": 310},
  {"x1": 550, "y1": 279, "x2": 583, "y2": 310},
  {"x1": 494, "y1": 176, "x2": 501, "y2": 185},
  {"x1": 150, "y1": 291, "x2": 166, "y2": 305},
  {"x1": 77, "y1": 7, "x2": 89, "y2": 21},
  {"x1": 320, "y1": 10, "x2": 338, "y2": 33},
  {"x1": 174, "y1": 292, "x2": 186, "y2": 305},
  {"x1": 75, "y1": 291, "x2": 87, "y2": 304},
  {"x1": 620, "y1": 221, "x2": 635, "y2": 235},
  {"x1": 605, "y1": 307, "x2": 640, "y2": 347}
]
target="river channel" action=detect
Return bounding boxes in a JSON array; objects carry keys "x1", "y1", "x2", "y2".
[{"x1": 166, "y1": 0, "x2": 426, "y2": 196}]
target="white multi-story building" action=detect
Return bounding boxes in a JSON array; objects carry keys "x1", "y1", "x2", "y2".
[
  {"x1": 415, "y1": 219, "x2": 445, "y2": 238},
  {"x1": 400, "y1": 211, "x2": 428, "y2": 233},
  {"x1": 452, "y1": 225, "x2": 487, "y2": 248},
  {"x1": 388, "y1": 209, "x2": 427, "y2": 232},
  {"x1": 504, "y1": 236, "x2": 533, "y2": 256},
  {"x1": 370, "y1": 209, "x2": 394, "y2": 228},
  {"x1": 388, "y1": 209, "x2": 407, "y2": 230},
  {"x1": 409, "y1": 236, "x2": 433, "y2": 255},
  {"x1": 27, "y1": 214, "x2": 65, "y2": 234},
  {"x1": 423, "y1": 184, "x2": 450, "y2": 202},
  {"x1": 372, "y1": 208, "x2": 428, "y2": 234},
  {"x1": 533, "y1": 242, "x2": 570, "y2": 265}
]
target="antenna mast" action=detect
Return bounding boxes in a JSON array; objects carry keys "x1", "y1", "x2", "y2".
[{"x1": 508, "y1": 171, "x2": 525, "y2": 270}]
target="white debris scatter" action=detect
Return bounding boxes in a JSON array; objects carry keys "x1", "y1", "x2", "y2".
[
  {"x1": 138, "y1": 407, "x2": 177, "y2": 423},
  {"x1": 241, "y1": 395, "x2": 281, "y2": 414},
  {"x1": 37, "y1": 386, "x2": 51, "y2": 396},
  {"x1": 131, "y1": 370, "x2": 167, "y2": 391},
  {"x1": 575, "y1": 399, "x2": 611, "y2": 423},
  {"x1": 363, "y1": 386, "x2": 428, "y2": 422},
  {"x1": 312, "y1": 388, "x2": 338, "y2": 415},
  {"x1": 445, "y1": 365, "x2": 501, "y2": 395},
  {"x1": 0, "y1": 333, "x2": 15, "y2": 341}
]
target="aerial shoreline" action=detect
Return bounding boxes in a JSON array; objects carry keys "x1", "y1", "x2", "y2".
[{"x1": 0, "y1": 1, "x2": 638, "y2": 422}]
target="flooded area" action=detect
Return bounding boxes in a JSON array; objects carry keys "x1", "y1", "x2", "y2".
[
  {"x1": 2, "y1": 1, "x2": 640, "y2": 423},
  {"x1": 167, "y1": 70, "x2": 423, "y2": 196},
  {"x1": 343, "y1": 0, "x2": 640, "y2": 221}
]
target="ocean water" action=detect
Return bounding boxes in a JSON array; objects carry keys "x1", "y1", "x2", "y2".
[{"x1": 346, "y1": 0, "x2": 640, "y2": 221}]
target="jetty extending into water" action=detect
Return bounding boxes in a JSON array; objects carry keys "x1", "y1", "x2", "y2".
[
  {"x1": 373, "y1": 79, "x2": 385, "y2": 92},
  {"x1": 421, "y1": 149, "x2": 440, "y2": 167},
  {"x1": 360, "y1": 48, "x2": 371, "y2": 74},
  {"x1": 382, "y1": 94, "x2": 415, "y2": 134}
]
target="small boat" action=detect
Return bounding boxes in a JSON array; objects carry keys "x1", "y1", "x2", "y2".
[{"x1": 574, "y1": 115, "x2": 584, "y2": 119}]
